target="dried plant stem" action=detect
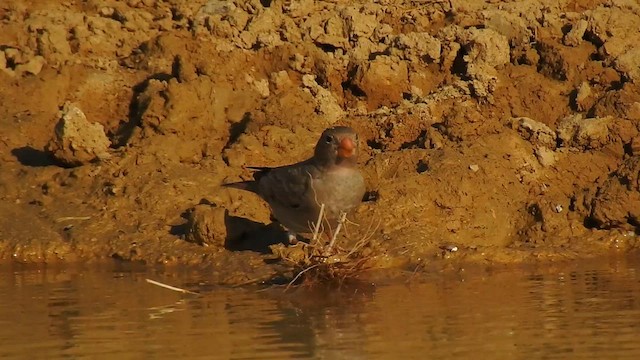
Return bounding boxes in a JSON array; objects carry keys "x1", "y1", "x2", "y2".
[
  {"x1": 286, "y1": 264, "x2": 320, "y2": 291},
  {"x1": 55, "y1": 216, "x2": 91, "y2": 222},
  {"x1": 145, "y1": 278, "x2": 199, "y2": 295},
  {"x1": 310, "y1": 203, "x2": 326, "y2": 245},
  {"x1": 324, "y1": 211, "x2": 347, "y2": 255}
]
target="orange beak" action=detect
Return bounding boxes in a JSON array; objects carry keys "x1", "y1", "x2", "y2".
[{"x1": 337, "y1": 137, "x2": 355, "y2": 158}]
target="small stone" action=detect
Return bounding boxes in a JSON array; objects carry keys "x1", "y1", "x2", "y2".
[
  {"x1": 574, "y1": 81, "x2": 594, "y2": 111},
  {"x1": 99, "y1": 6, "x2": 115, "y2": 17},
  {"x1": 289, "y1": 53, "x2": 309, "y2": 73},
  {"x1": 301, "y1": 75, "x2": 344, "y2": 123},
  {"x1": 510, "y1": 117, "x2": 557, "y2": 148},
  {"x1": 410, "y1": 85, "x2": 423, "y2": 98},
  {"x1": 15, "y1": 56, "x2": 46, "y2": 76},
  {"x1": 342, "y1": 7, "x2": 377, "y2": 40},
  {"x1": 269, "y1": 70, "x2": 292, "y2": 92},
  {"x1": 374, "y1": 23, "x2": 393, "y2": 40},
  {"x1": 301, "y1": 74, "x2": 317, "y2": 88},
  {"x1": 535, "y1": 146, "x2": 557, "y2": 167},
  {"x1": 198, "y1": 0, "x2": 236, "y2": 16},
  {"x1": 557, "y1": 114, "x2": 612, "y2": 149},
  {"x1": 253, "y1": 78, "x2": 270, "y2": 98},
  {"x1": 563, "y1": 19, "x2": 588, "y2": 46},
  {"x1": 440, "y1": 244, "x2": 459, "y2": 252},
  {"x1": 469, "y1": 164, "x2": 480, "y2": 172},
  {"x1": 185, "y1": 204, "x2": 230, "y2": 247},
  {"x1": 45, "y1": 102, "x2": 112, "y2": 167},
  {"x1": 394, "y1": 32, "x2": 442, "y2": 63}
]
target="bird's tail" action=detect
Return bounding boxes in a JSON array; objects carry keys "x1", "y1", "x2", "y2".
[
  {"x1": 223, "y1": 166, "x2": 272, "y2": 193},
  {"x1": 222, "y1": 180, "x2": 259, "y2": 193}
]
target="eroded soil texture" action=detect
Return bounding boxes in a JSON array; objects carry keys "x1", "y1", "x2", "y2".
[{"x1": 1, "y1": 0, "x2": 639, "y2": 283}]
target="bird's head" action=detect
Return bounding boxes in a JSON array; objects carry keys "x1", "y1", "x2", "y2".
[{"x1": 314, "y1": 126, "x2": 360, "y2": 168}]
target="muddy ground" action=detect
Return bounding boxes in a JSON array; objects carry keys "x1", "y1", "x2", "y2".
[{"x1": 1, "y1": 0, "x2": 639, "y2": 283}]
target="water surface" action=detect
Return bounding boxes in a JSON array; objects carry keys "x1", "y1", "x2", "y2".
[{"x1": 2, "y1": 254, "x2": 640, "y2": 359}]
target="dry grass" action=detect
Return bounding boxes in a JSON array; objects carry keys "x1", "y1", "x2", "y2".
[{"x1": 269, "y1": 205, "x2": 380, "y2": 289}]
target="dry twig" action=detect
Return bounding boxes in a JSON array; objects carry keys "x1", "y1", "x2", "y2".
[{"x1": 145, "y1": 278, "x2": 199, "y2": 295}]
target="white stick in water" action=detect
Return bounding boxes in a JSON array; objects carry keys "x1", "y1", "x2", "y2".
[{"x1": 145, "y1": 278, "x2": 199, "y2": 295}]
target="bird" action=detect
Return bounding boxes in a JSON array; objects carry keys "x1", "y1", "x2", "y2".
[{"x1": 225, "y1": 126, "x2": 366, "y2": 251}]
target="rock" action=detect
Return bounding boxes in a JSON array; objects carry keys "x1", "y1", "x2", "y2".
[
  {"x1": 461, "y1": 28, "x2": 510, "y2": 98},
  {"x1": 591, "y1": 84, "x2": 640, "y2": 120},
  {"x1": 590, "y1": 156, "x2": 640, "y2": 230},
  {"x1": 510, "y1": 117, "x2": 557, "y2": 148},
  {"x1": 350, "y1": 38, "x2": 386, "y2": 61},
  {"x1": 535, "y1": 146, "x2": 557, "y2": 167},
  {"x1": 482, "y1": 10, "x2": 532, "y2": 48},
  {"x1": 556, "y1": 114, "x2": 612, "y2": 149},
  {"x1": 282, "y1": 0, "x2": 314, "y2": 18},
  {"x1": 463, "y1": 28, "x2": 510, "y2": 69},
  {"x1": 350, "y1": 55, "x2": 409, "y2": 108},
  {"x1": 27, "y1": 23, "x2": 73, "y2": 66},
  {"x1": 585, "y1": 4, "x2": 640, "y2": 83},
  {"x1": 409, "y1": 85, "x2": 423, "y2": 98},
  {"x1": 237, "y1": 9, "x2": 284, "y2": 49},
  {"x1": 15, "y1": 56, "x2": 46, "y2": 76},
  {"x1": 613, "y1": 47, "x2": 640, "y2": 84},
  {"x1": 301, "y1": 74, "x2": 344, "y2": 123},
  {"x1": 563, "y1": 19, "x2": 588, "y2": 46},
  {"x1": 253, "y1": 78, "x2": 270, "y2": 98},
  {"x1": 46, "y1": 102, "x2": 111, "y2": 167},
  {"x1": 393, "y1": 32, "x2": 442, "y2": 63},
  {"x1": 269, "y1": 70, "x2": 293, "y2": 92},
  {"x1": 305, "y1": 13, "x2": 348, "y2": 49},
  {"x1": 342, "y1": 7, "x2": 377, "y2": 40},
  {"x1": 574, "y1": 81, "x2": 595, "y2": 111},
  {"x1": 289, "y1": 53, "x2": 310, "y2": 73},
  {"x1": 185, "y1": 204, "x2": 230, "y2": 247},
  {"x1": 198, "y1": 0, "x2": 236, "y2": 16},
  {"x1": 374, "y1": 23, "x2": 393, "y2": 40}
]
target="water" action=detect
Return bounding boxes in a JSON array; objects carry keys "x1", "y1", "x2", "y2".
[{"x1": 1, "y1": 254, "x2": 640, "y2": 359}]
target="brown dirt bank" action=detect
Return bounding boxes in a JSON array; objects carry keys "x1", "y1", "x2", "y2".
[{"x1": 1, "y1": 0, "x2": 639, "y2": 283}]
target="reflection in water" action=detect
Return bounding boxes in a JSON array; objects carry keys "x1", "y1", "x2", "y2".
[{"x1": 1, "y1": 255, "x2": 640, "y2": 359}]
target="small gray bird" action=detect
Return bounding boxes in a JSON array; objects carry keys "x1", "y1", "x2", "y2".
[{"x1": 226, "y1": 126, "x2": 366, "y2": 246}]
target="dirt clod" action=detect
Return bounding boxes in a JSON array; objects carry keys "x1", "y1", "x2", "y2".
[
  {"x1": 45, "y1": 102, "x2": 111, "y2": 167},
  {"x1": 185, "y1": 204, "x2": 230, "y2": 248},
  {"x1": 350, "y1": 55, "x2": 409, "y2": 109},
  {"x1": 590, "y1": 156, "x2": 640, "y2": 231},
  {"x1": 557, "y1": 115, "x2": 613, "y2": 150}
]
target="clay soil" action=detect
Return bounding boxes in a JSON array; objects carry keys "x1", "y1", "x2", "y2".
[{"x1": 1, "y1": 0, "x2": 639, "y2": 283}]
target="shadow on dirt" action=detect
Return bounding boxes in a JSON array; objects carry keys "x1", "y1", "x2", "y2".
[
  {"x1": 11, "y1": 146, "x2": 55, "y2": 167},
  {"x1": 225, "y1": 217, "x2": 289, "y2": 253},
  {"x1": 170, "y1": 202, "x2": 289, "y2": 254},
  {"x1": 112, "y1": 72, "x2": 174, "y2": 148}
]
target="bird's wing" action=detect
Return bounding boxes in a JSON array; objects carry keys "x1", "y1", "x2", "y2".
[{"x1": 256, "y1": 161, "x2": 320, "y2": 209}]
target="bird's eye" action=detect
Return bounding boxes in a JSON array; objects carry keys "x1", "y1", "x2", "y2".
[{"x1": 324, "y1": 135, "x2": 333, "y2": 143}]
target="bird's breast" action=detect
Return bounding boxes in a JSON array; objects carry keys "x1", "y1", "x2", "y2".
[{"x1": 311, "y1": 168, "x2": 365, "y2": 216}]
